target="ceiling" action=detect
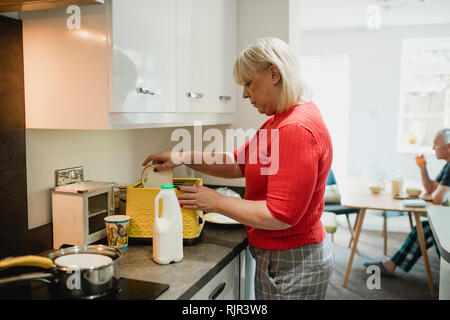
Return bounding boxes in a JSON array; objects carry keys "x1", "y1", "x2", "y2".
[
  {"x1": 299, "y1": 0, "x2": 450, "y2": 30},
  {"x1": 3, "y1": 1, "x2": 449, "y2": 29}
]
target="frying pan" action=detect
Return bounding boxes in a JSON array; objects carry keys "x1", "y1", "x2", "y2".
[{"x1": 0, "y1": 245, "x2": 122, "y2": 299}]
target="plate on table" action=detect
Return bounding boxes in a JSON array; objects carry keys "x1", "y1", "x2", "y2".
[
  {"x1": 402, "y1": 199, "x2": 427, "y2": 207},
  {"x1": 204, "y1": 212, "x2": 240, "y2": 225},
  {"x1": 393, "y1": 193, "x2": 420, "y2": 200},
  {"x1": 394, "y1": 192, "x2": 431, "y2": 200}
]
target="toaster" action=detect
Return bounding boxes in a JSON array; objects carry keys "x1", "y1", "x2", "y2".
[{"x1": 126, "y1": 178, "x2": 204, "y2": 245}]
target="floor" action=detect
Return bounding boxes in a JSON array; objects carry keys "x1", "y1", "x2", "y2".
[{"x1": 325, "y1": 212, "x2": 440, "y2": 300}]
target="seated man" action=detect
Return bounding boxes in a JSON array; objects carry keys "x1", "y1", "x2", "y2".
[{"x1": 364, "y1": 129, "x2": 450, "y2": 275}]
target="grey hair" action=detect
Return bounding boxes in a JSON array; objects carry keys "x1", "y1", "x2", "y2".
[
  {"x1": 443, "y1": 129, "x2": 450, "y2": 144},
  {"x1": 233, "y1": 37, "x2": 312, "y2": 113}
]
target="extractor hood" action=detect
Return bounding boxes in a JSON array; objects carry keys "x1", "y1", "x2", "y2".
[{"x1": 0, "y1": 0, "x2": 103, "y2": 13}]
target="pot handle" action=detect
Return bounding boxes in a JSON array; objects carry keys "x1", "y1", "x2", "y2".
[
  {"x1": 0, "y1": 272, "x2": 54, "y2": 287},
  {"x1": 0, "y1": 255, "x2": 53, "y2": 271}
]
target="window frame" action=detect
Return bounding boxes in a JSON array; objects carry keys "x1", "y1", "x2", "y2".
[{"x1": 397, "y1": 37, "x2": 450, "y2": 154}]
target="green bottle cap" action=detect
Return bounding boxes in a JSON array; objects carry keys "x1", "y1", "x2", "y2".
[{"x1": 161, "y1": 184, "x2": 174, "y2": 189}]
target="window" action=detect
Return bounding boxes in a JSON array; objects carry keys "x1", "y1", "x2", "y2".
[{"x1": 397, "y1": 37, "x2": 450, "y2": 154}]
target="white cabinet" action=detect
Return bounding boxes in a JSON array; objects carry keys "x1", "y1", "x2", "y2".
[
  {"x1": 22, "y1": 0, "x2": 236, "y2": 130},
  {"x1": 111, "y1": 0, "x2": 176, "y2": 113},
  {"x1": 176, "y1": 0, "x2": 211, "y2": 113},
  {"x1": 190, "y1": 254, "x2": 240, "y2": 300},
  {"x1": 176, "y1": 0, "x2": 237, "y2": 114},
  {"x1": 210, "y1": 0, "x2": 237, "y2": 113}
]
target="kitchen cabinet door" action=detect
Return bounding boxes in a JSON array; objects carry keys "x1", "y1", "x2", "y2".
[
  {"x1": 190, "y1": 255, "x2": 240, "y2": 300},
  {"x1": 210, "y1": 0, "x2": 237, "y2": 113},
  {"x1": 22, "y1": 5, "x2": 110, "y2": 130},
  {"x1": 22, "y1": 0, "x2": 236, "y2": 129},
  {"x1": 176, "y1": 0, "x2": 211, "y2": 113},
  {"x1": 111, "y1": 0, "x2": 176, "y2": 113}
]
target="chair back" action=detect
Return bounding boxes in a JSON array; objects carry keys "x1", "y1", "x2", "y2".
[{"x1": 326, "y1": 170, "x2": 337, "y2": 185}]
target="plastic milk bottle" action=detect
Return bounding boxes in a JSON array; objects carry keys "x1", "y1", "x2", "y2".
[{"x1": 153, "y1": 184, "x2": 183, "y2": 264}]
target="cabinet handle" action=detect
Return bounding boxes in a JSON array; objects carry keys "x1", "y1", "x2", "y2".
[
  {"x1": 208, "y1": 282, "x2": 226, "y2": 300},
  {"x1": 136, "y1": 87, "x2": 162, "y2": 95},
  {"x1": 187, "y1": 91, "x2": 204, "y2": 99},
  {"x1": 219, "y1": 96, "x2": 231, "y2": 101}
]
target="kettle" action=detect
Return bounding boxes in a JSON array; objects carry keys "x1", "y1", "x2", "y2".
[{"x1": 152, "y1": 184, "x2": 183, "y2": 264}]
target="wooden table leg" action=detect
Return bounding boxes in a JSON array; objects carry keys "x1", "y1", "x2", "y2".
[
  {"x1": 346, "y1": 214, "x2": 355, "y2": 248},
  {"x1": 343, "y1": 208, "x2": 366, "y2": 288},
  {"x1": 348, "y1": 213, "x2": 360, "y2": 248},
  {"x1": 408, "y1": 212, "x2": 414, "y2": 230},
  {"x1": 413, "y1": 212, "x2": 435, "y2": 298}
]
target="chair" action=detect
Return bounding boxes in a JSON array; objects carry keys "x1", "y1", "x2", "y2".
[{"x1": 323, "y1": 170, "x2": 360, "y2": 247}]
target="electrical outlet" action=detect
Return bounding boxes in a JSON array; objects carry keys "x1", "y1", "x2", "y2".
[{"x1": 55, "y1": 166, "x2": 84, "y2": 186}]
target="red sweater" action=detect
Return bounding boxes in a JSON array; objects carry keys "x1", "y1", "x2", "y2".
[{"x1": 234, "y1": 102, "x2": 333, "y2": 250}]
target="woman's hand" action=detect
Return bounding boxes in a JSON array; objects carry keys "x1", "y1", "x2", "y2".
[
  {"x1": 142, "y1": 152, "x2": 184, "y2": 172},
  {"x1": 176, "y1": 185, "x2": 224, "y2": 212}
]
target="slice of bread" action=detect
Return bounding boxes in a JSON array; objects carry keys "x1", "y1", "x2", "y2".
[{"x1": 141, "y1": 164, "x2": 173, "y2": 188}]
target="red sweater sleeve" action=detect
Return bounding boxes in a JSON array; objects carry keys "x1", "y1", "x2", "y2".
[
  {"x1": 233, "y1": 140, "x2": 249, "y2": 177},
  {"x1": 266, "y1": 124, "x2": 319, "y2": 226}
]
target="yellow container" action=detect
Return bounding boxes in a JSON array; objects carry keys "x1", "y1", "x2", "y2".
[{"x1": 126, "y1": 178, "x2": 204, "y2": 245}]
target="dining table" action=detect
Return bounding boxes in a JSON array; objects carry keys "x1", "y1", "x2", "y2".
[{"x1": 339, "y1": 178, "x2": 437, "y2": 298}]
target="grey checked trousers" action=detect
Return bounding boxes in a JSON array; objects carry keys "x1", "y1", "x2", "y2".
[{"x1": 249, "y1": 237, "x2": 334, "y2": 300}]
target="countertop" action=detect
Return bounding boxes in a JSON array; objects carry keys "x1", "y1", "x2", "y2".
[
  {"x1": 428, "y1": 205, "x2": 450, "y2": 264},
  {"x1": 31, "y1": 184, "x2": 247, "y2": 300},
  {"x1": 118, "y1": 221, "x2": 247, "y2": 300}
]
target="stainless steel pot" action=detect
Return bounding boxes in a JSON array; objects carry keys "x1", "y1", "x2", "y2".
[{"x1": 0, "y1": 245, "x2": 122, "y2": 299}]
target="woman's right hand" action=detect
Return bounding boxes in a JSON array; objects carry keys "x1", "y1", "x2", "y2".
[
  {"x1": 142, "y1": 151, "x2": 184, "y2": 172},
  {"x1": 415, "y1": 154, "x2": 426, "y2": 168}
]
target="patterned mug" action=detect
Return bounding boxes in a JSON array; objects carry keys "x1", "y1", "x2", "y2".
[{"x1": 104, "y1": 215, "x2": 131, "y2": 250}]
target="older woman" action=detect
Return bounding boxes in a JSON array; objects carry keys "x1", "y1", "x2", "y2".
[{"x1": 142, "y1": 38, "x2": 334, "y2": 300}]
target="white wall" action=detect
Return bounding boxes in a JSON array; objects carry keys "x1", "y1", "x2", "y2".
[
  {"x1": 299, "y1": 24, "x2": 450, "y2": 182},
  {"x1": 26, "y1": 126, "x2": 241, "y2": 228},
  {"x1": 300, "y1": 55, "x2": 350, "y2": 186},
  {"x1": 195, "y1": 0, "x2": 296, "y2": 187},
  {"x1": 232, "y1": 0, "x2": 291, "y2": 133},
  {"x1": 298, "y1": 0, "x2": 450, "y2": 30}
]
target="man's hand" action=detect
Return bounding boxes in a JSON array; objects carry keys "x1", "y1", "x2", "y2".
[{"x1": 415, "y1": 154, "x2": 426, "y2": 168}]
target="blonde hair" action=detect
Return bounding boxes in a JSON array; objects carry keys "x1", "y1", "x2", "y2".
[{"x1": 233, "y1": 37, "x2": 311, "y2": 112}]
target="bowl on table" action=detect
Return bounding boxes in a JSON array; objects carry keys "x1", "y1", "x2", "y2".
[
  {"x1": 369, "y1": 185, "x2": 383, "y2": 194},
  {"x1": 406, "y1": 188, "x2": 422, "y2": 197}
]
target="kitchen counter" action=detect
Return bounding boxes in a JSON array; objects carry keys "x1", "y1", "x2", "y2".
[
  {"x1": 428, "y1": 205, "x2": 450, "y2": 263},
  {"x1": 119, "y1": 222, "x2": 247, "y2": 300}
]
